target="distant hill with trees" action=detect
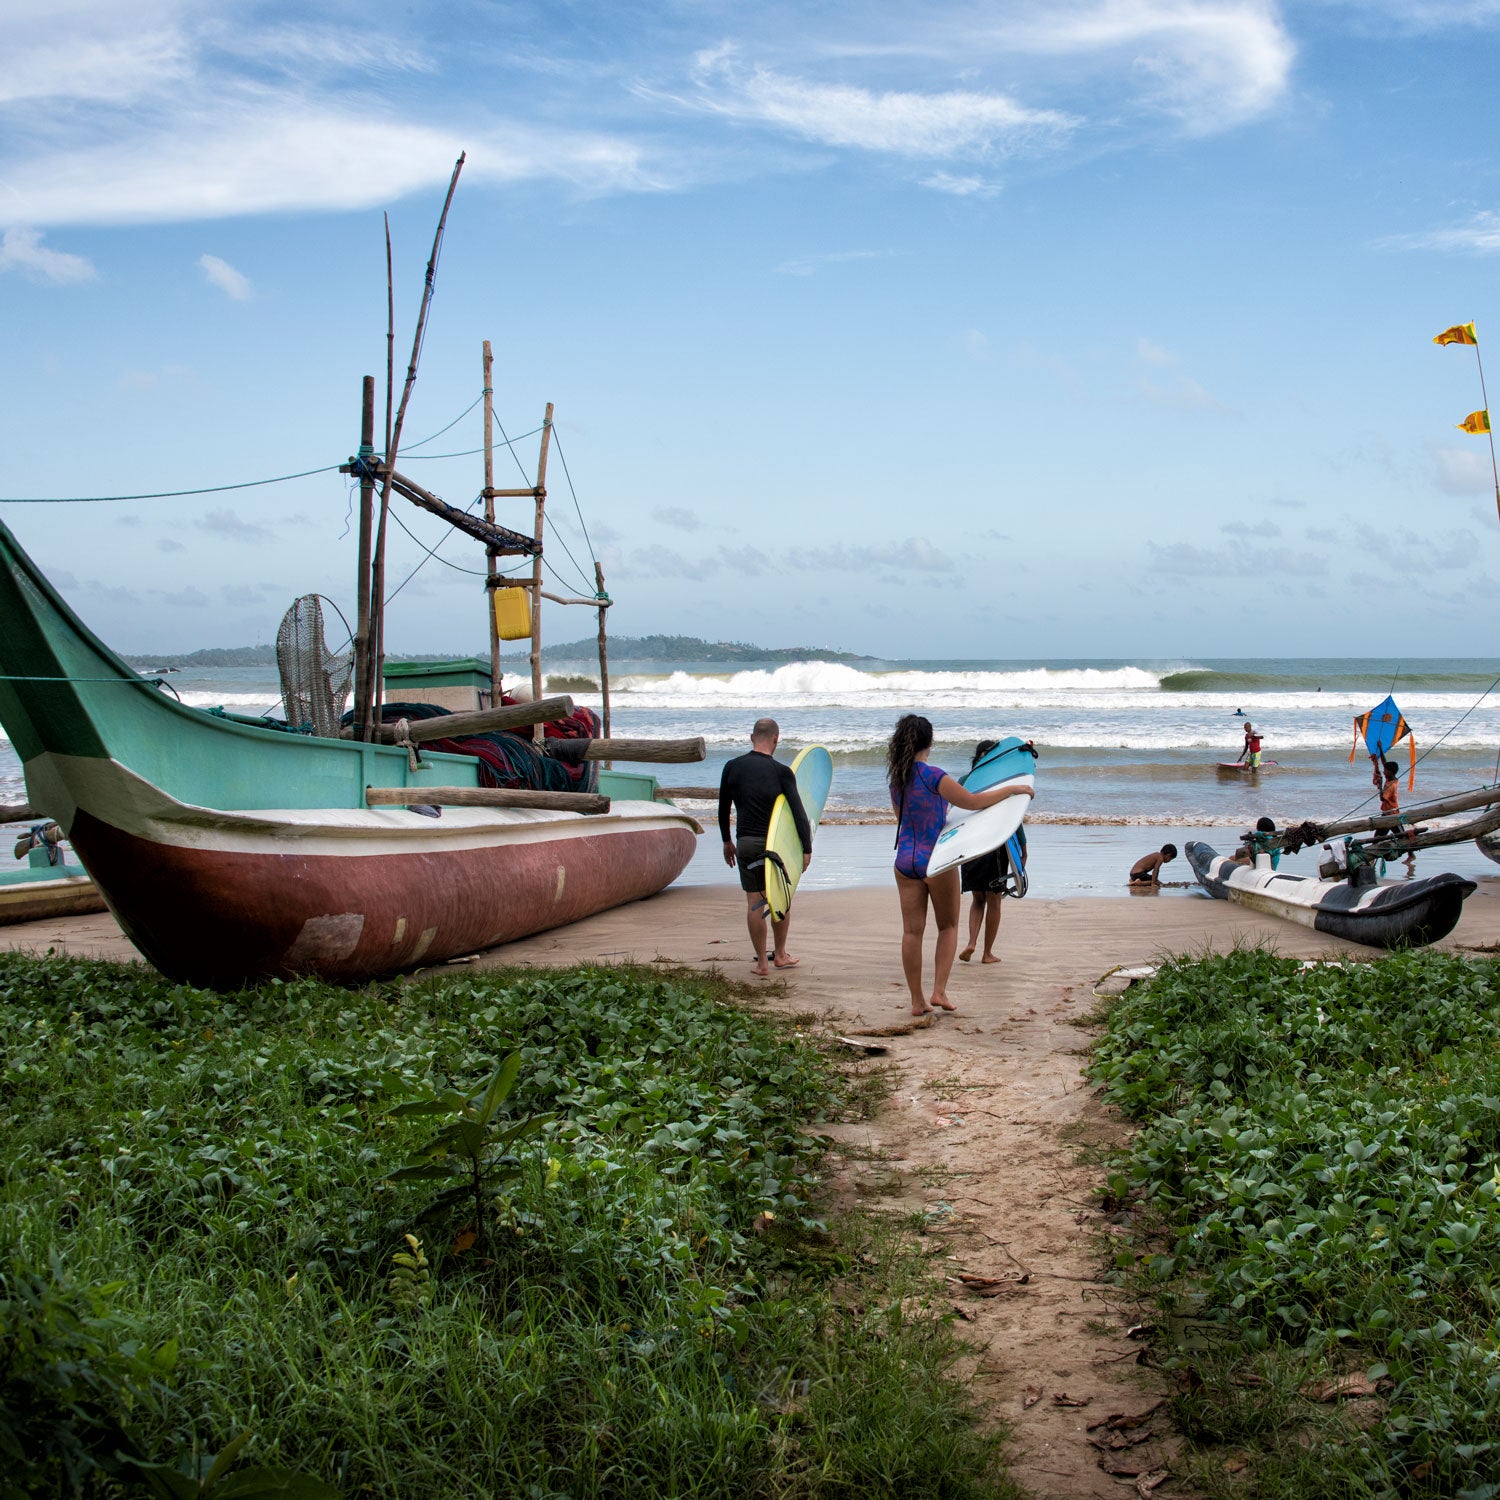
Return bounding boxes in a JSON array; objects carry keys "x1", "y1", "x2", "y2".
[{"x1": 125, "y1": 635, "x2": 878, "y2": 670}]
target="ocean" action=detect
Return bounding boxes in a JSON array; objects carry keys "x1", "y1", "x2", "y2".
[{"x1": 6, "y1": 655, "x2": 1500, "y2": 896}]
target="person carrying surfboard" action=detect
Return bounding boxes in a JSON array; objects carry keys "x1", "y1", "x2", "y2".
[
  {"x1": 887, "y1": 714, "x2": 1033, "y2": 1022},
  {"x1": 718, "y1": 718, "x2": 812, "y2": 977}
]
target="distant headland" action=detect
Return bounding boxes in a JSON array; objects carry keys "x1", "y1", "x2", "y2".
[{"x1": 122, "y1": 635, "x2": 878, "y2": 670}]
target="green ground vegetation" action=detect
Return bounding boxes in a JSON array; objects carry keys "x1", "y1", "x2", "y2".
[
  {"x1": 1091, "y1": 949, "x2": 1500, "y2": 1498},
  {"x1": 1, "y1": 954, "x2": 1015, "y2": 1499}
]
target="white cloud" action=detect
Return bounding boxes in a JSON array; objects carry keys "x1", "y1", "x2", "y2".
[
  {"x1": 774, "y1": 249, "x2": 892, "y2": 276},
  {"x1": 1147, "y1": 540, "x2": 1327, "y2": 574},
  {"x1": 199, "y1": 253, "x2": 252, "y2": 300},
  {"x1": 196, "y1": 508, "x2": 271, "y2": 541},
  {"x1": 1431, "y1": 445, "x2": 1495, "y2": 495},
  {"x1": 958, "y1": 328, "x2": 990, "y2": 360},
  {"x1": 1220, "y1": 519, "x2": 1281, "y2": 538},
  {"x1": 0, "y1": 226, "x2": 95, "y2": 284},
  {"x1": 690, "y1": 47, "x2": 1075, "y2": 158},
  {"x1": 0, "y1": 105, "x2": 661, "y2": 227},
  {"x1": 1137, "y1": 373, "x2": 1229, "y2": 411},
  {"x1": 920, "y1": 172, "x2": 1002, "y2": 197},
  {"x1": 991, "y1": 0, "x2": 1295, "y2": 133},
  {"x1": 1380, "y1": 210, "x2": 1500, "y2": 254},
  {"x1": 652, "y1": 505, "x2": 701, "y2": 531},
  {"x1": 1137, "y1": 336, "x2": 1175, "y2": 365}
]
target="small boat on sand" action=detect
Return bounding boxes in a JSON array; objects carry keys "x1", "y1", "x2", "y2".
[
  {"x1": 1185, "y1": 840, "x2": 1474, "y2": 949},
  {"x1": 0, "y1": 520, "x2": 699, "y2": 988}
]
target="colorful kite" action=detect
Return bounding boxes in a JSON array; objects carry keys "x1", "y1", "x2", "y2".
[{"x1": 1351, "y1": 695, "x2": 1415, "y2": 791}]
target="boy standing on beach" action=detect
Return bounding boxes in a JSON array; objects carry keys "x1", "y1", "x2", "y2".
[
  {"x1": 1238, "y1": 722, "x2": 1263, "y2": 769},
  {"x1": 1373, "y1": 758, "x2": 1400, "y2": 815},
  {"x1": 719, "y1": 718, "x2": 811, "y2": 978}
]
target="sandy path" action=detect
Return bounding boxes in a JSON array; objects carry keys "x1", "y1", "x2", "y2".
[{"x1": 10, "y1": 881, "x2": 1500, "y2": 1496}]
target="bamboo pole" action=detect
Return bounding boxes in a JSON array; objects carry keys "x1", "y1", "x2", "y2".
[
  {"x1": 366, "y1": 785, "x2": 610, "y2": 814},
  {"x1": 530, "y1": 402, "x2": 553, "y2": 739},
  {"x1": 342, "y1": 695, "x2": 573, "y2": 743},
  {"x1": 1361, "y1": 805, "x2": 1500, "y2": 858},
  {"x1": 371, "y1": 152, "x2": 466, "y2": 735},
  {"x1": 1312, "y1": 783, "x2": 1500, "y2": 841},
  {"x1": 0, "y1": 803, "x2": 38, "y2": 822},
  {"x1": 351, "y1": 376, "x2": 376, "y2": 741},
  {"x1": 595, "y1": 560, "x2": 611, "y2": 740},
  {"x1": 1475, "y1": 338, "x2": 1500, "y2": 525},
  {"x1": 483, "y1": 339, "x2": 499, "y2": 706}
]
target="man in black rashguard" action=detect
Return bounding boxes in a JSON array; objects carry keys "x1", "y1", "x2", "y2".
[{"x1": 718, "y1": 717, "x2": 812, "y2": 976}]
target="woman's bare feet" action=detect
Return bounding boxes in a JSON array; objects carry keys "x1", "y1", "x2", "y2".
[
  {"x1": 981, "y1": 953, "x2": 1001, "y2": 964},
  {"x1": 957, "y1": 945, "x2": 975, "y2": 963},
  {"x1": 929, "y1": 994, "x2": 957, "y2": 1011},
  {"x1": 910, "y1": 1001, "x2": 935, "y2": 1018}
]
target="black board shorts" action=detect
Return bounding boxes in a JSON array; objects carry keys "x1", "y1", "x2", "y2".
[
  {"x1": 961, "y1": 845, "x2": 1010, "y2": 895},
  {"x1": 737, "y1": 837, "x2": 768, "y2": 893}
]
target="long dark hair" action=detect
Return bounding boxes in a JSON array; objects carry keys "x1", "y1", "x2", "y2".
[{"x1": 887, "y1": 714, "x2": 934, "y2": 793}]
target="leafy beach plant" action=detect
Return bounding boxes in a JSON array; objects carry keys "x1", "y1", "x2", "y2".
[{"x1": 383, "y1": 1052, "x2": 551, "y2": 1241}]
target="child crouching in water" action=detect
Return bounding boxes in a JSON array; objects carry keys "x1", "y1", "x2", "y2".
[{"x1": 1129, "y1": 844, "x2": 1177, "y2": 885}]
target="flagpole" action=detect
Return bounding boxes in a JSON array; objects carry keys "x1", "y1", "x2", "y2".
[{"x1": 1475, "y1": 340, "x2": 1500, "y2": 524}]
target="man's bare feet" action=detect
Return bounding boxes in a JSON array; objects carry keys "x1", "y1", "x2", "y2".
[
  {"x1": 981, "y1": 954, "x2": 1001, "y2": 964},
  {"x1": 930, "y1": 994, "x2": 957, "y2": 1011},
  {"x1": 910, "y1": 1002, "x2": 935, "y2": 1018},
  {"x1": 772, "y1": 954, "x2": 800, "y2": 969},
  {"x1": 752, "y1": 957, "x2": 770, "y2": 977},
  {"x1": 958, "y1": 946, "x2": 975, "y2": 963}
]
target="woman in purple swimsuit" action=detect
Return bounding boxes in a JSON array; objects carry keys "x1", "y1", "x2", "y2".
[{"x1": 888, "y1": 714, "x2": 1033, "y2": 1021}]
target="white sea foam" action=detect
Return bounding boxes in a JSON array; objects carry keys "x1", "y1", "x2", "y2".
[
  {"x1": 613, "y1": 662, "x2": 1169, "y2": 702},
  {"x1": 174, "y1": 691, "x2": 283, "y2": 710}
]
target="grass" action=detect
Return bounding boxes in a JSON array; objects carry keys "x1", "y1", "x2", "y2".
[
  {"x1": 0, "y1": 953, "x2": 1018, "y2": 1499},
  {"x1": 1089, "y1": 948, "x2": 1500, "y2": 1499}
]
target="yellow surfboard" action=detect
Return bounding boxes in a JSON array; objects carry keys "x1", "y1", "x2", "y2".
[{"x1": 763, "y1": 746, "x2": 834, "y2": 922}]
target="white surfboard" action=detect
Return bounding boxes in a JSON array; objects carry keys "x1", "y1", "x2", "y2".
[{"x1": 925, "y1": 738, "x2": 1036, "y2": 878}]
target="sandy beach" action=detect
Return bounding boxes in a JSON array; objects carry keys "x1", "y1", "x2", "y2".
[{"x1": 9, "y1": 874, "x2": 1500, "y2": 1496}]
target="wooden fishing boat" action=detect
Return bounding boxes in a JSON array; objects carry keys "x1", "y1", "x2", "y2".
[
  {"x1": 0, "y1": 519, "x2": 699, "y2": 988},
  {"x1": 0, "y1": 861, "x2": 106, "y2": 925},
  {"x1": 1185, "y1": 840, "x2": 1474, "y2": 949}
]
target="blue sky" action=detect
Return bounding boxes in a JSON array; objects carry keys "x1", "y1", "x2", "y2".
[{"x1": 3, "y1": 0, "x2": 1499, "y2": 659}]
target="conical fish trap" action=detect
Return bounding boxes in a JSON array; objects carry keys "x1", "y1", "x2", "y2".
[{"x1": 275, "y1": 594, "x2": 352, "y2": 738}]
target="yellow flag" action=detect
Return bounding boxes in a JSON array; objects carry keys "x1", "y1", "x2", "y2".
[
  {"x1": 1434, "y1": 322, "x2": 1478, "y2": 346},
  {"x1": 1458, "y1": 409, "x2": 1492, "y2": 434}
]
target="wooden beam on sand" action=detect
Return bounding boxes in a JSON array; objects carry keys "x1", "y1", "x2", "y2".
[
  {"x1": 0, "y1": 803, "x2": 39, "y2": 822},
  {"x1": 366, "y1": 786, "x2": 610, "y2": 814},
  {"x1": 1362, "y1": 805, "x2": 1500, "y2": 858},
  {"x1": 341, "y1": 695, "x2": 575, "y2": 743},
  {"x1": 655, "y1": 785, "x2": 717, "y2": 800}
]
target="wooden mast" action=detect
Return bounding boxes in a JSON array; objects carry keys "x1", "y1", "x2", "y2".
[
  {"x1": 350, "y1": 376, "x2": 375, "y2": 741},
  {"x1": 529, "y1": 402, "x2": 553, "y2": 740},
  {"x1": 594, "y1": 560, "x2": 611, "y2": 739},
  {"x1": 482, "y1": 339, "x2": 500, "y2": 706}
]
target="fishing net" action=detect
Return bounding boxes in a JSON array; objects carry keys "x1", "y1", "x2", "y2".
[{"x1": 275, "y1": 595, "x2": 353, "y2": 738}]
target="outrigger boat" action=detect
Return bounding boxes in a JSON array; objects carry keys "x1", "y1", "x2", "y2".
[
  {"x1": 1185, "y1": 840, "x2": 1475, "y2": 949},
  {"x1": 0, "y1": 519, "x2": 699, "y2": 988},
  {"x1": 0, "y1": 815, "x2": 106, "y2": 925}
]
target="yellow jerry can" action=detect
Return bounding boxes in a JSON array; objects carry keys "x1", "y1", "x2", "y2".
[{"x1": 493, "y1": 585, "x2": 533, "y2": 641}]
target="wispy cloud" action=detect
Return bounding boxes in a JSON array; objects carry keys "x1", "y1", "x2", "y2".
[
  {"x1": 774, "y1": 248, "x2": 893, "y2": 276},
  {"x1": 196, "y1": 508, "x2": 271, "y2": 541},
  {"x1": 1221, "y1": 519, "x2": 1281, "y2": 538},
  {"x1": 652, "y1": 505, "x2": 701, "y2": 531},
  {"x1": 920, "y1": 172, "x2": 1002, "y2": 197},
  {"x1": 1379, "y1": 210, "x2": 1500, "y2": 254},
  {"x1": 986, "y1": 0, "x2": 1296, "y2": 133},
  {"x1": 1137, "y1": 336, "x2": 1175, "y2": 366},
  {"x1": 1430, "y1": 444, "x2": 1496, "y2": 495},
  {"x1": 1137, "y1": 373, "x2": 1229, "y2": 411},
  {"x1": 0, "y1": 226, "x2": 95, "y2": 283},
  {"x1": 1147, "y1": 540, "x2": 1327, "y2": 575},
  {"x1": 689, "y1": 45, "x2": 1076, "y2": 158},
  {"x1": 199, "y1": 253, "x2": 252, "y2": 300}
]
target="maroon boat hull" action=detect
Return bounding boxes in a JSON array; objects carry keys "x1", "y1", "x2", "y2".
[{"x1": 71, "y1": 809, "x2": 696, "y2": 988}]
